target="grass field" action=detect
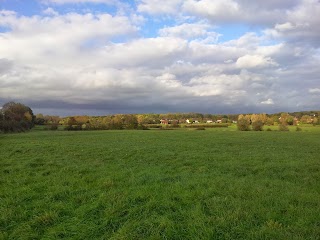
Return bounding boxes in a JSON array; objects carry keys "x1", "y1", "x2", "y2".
[{"x1": 1, "y1": 129, "x2": 320, "y2": 239}]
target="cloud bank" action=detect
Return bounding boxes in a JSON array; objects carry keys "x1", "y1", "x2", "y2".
[{"x1": 0, "y1": 0, "x2": 319, "y2": 115}]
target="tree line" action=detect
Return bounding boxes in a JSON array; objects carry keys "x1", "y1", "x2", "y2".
[
  {"x1": 237, "y1": 112, "x2": 319, "y2": 131},
  {"x1": 1, "y1": 101, "x2": 319, "y2": 133},
  {"x1": 37, "y1": 112, "x2": 320, "y2": 131}
]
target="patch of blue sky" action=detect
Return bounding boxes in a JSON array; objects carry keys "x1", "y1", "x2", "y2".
[
  {"x1": 140, "y1": 17, "x2": 175, "y2": 38},
  {"x1": 0, "y1": 0, "x2": 41, "y2": 16},
  {"x1": 217, "y1": 24, "x2": 282, "y2": 46},
  {"x1": 0, "y1": 0, "x2": 120, "y2": 16},
  {"x1": 0, "y1": 26, "x2": 11, "y2": 33},
  {"x1": 50, "y1": 3, "x2": 118, "y2": 15},
  {"x1": 217, "y1": 23, "x2": 261, "y2": 42}
]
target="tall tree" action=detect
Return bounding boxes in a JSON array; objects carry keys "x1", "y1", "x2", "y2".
[{"x1": 0, "y1": 102, "x2": 35, "y2": 132}]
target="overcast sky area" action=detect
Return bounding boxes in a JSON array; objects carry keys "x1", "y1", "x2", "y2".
[{"x1": 0, "y1": 0, "x2": 319, "y2": 116}]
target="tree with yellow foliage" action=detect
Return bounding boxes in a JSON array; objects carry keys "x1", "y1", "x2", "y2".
[{"x1": 0, "y1": 102, "x2": 35, "y2": 133}]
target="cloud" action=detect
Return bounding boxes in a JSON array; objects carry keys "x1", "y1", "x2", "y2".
[
  {"x1": 0, "y1": 11, "x2": 138, "y2": 63},
  {"x1": 236, "y1": 55, "x2": 278, "y2": 69},
  {"x1": 99, "y1": 37, "x2": 188, "y2": 68},
  {"x1": 1, "y1": 1, "x2": 320, "y2": 114},
  {"x1": 183, "y1": 0, "x2": 240, "y2": 22},
  {"x1": 261, "y1": 99, "x2": 274, "y2": 105},
  {"x1": 182, "y1": 0, "x2": 302, "y2": 25},
  {"x1": 224, "y1": 32, "x2": 262, "y2": 49},
  {"x1": 0, "y1": 58, "x2": 13, "y2": 73},
  {"x1": 265, "y1": 0, "x2": 320, "y2": 47},
  {"x1": 160, "y1": 23, "x2": 208, "y2": 38},
  {"x1": 137, "y1": 0, "x2": 183, "y2": 15},
  {"x1": 42, "y1": 7, "x2": 59, "y2": 16},
  {"x1": 309, "y1": 88, "x2": 320, "y2": 94},
  {"x1": 159, "y1": 23, "x2": 220, "y2": 43}
]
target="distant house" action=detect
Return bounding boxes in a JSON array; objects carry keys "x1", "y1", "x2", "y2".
[
  {"x1": 206, "y1": 120, "x2": 213, "y2": 123},
  {"x1": 186, "y1": 119, "x2": 199, "y2": 124},
  {"x1": 216, "y1": 120, "x2": 222, "y2": 123},
  {"x1": 160, "y1": 119, "x2": 169, "y2": 124}
]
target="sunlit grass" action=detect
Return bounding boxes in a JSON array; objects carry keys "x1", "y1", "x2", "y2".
[{"x1": 1, "y1": 130, "x2": 319, "y2": 239}]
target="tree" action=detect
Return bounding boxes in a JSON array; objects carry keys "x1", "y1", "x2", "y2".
[
  {"x1": 123, "y1": 114, "x2": 138, "y2": 129},
  {"x1": 279, "y1": 112, "x2": 294, "y2": 125},
  {"x1": 312, "y1": 117, "x2": 318, "y2": 125},
  {"x1": 300, "y1": 115, "x2": 312, "y2": 124},
  {"x1": 0, "y1": 102, "x2": 35, "y2": 133},
  {"x1": 74, "y1": 116, "x2": 89, "y2": 125},
  {"x1": 237, "y1": 118, "x2": 250, "y2": 131},
  {"x1": 67, "y1": 117, "x2": 78, "y2": 126},
  {"x1": 110, "y1": 115, "x2": 124, "y2": 130},
  {"x1": 35, "y1": 114, "x2": 45, "y2": 125},
  {"x1": 252, "y1": 120, "x2": 264, "y2": 131},
  {"x1": 221, "y1": 118, "x2": 228, "y2": 123}
]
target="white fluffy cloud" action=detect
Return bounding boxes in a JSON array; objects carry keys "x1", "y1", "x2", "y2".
[
  {"x1": 183, "y1": 0, "x2": 240, "y2": 22},
  {"x1": 159, "y1": 23, "x2": 220, "y2": 42},
  {"x1": 0, "y1": 11, "x2": 138, "y2": 63},
  {"x1": 236, "y1": 55, "x2": 278, "y2": 69},
  {"x1": 181, "y1": 0, "x2": 304, "y2": 25}
]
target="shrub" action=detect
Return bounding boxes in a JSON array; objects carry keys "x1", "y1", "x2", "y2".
[
  {"x1": 170, "y1": 123, "x2": 180, "y2": 128},
  {"x1": 252, "y1": 120, "x2": 264, "y2": 131},
  {"x1": 166, "y1": 123, "x2": 180, "y2": 128},
  {"x1": 64, "y1": 125, "x2": 72, "y2": 131},
  {"x1": 137, "y1": 124, "x2": 149, "y2": 130},
  {"x1": 195, "y1": 127, "x2": 205, "y2": 130},
  {"x1": 146, "y1": 124, "x2": 162, "y2": 129},
  {"x1": 111, "y1": 122, "x2": 124, "y2": 130},
  {"x1": 237, "y1": 118, "x2": 250, "y2": 131},
  {"x1": 50, "y1": 124, "x2": 58, "y2": 130},
  {"x1": 64, "y1": 125, "x2": 82, "y2": 131},
  {"x1": 279, "y1": 124, "x2": 289, "y2": 131},
  {"x1": 296, "y1": 126, "x2": 302, "y2": 131},
  {"x1": 266, "y1": 128, "x2": 272, "y2": 131}
]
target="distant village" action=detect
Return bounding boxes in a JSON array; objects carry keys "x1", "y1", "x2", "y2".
[{"x1": 160, "y1": 119, "x2": 238, "y2": 125}]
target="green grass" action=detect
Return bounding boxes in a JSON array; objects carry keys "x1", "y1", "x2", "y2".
[{"x1": 0, "y1": 130, "x2": 319, "y2": 239}]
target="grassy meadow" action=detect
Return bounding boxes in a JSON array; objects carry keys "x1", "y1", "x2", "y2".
[{"x1": 0, "y1": 127, "x2": 320, "y2": 239}]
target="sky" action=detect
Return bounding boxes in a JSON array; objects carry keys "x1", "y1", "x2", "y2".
[{"x1": 0, "y1": 0, "x2": 319, "y2": 116}]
